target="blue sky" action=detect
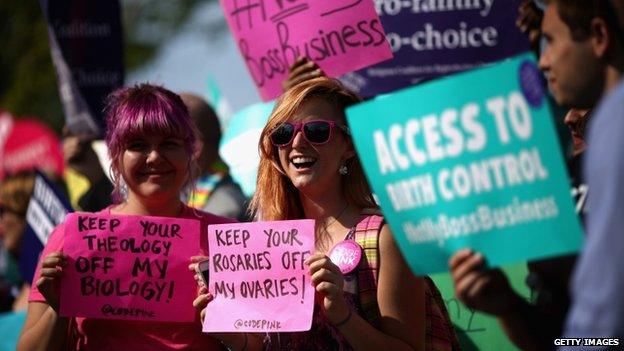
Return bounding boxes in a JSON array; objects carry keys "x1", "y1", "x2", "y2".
[{"x1": 129, "y1": 1, "x2": 261, "y2": 112}]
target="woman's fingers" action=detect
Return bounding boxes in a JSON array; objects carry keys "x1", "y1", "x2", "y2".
[
  {"x1": 311, "y1": 268, "x2": 343, "y2": 288},
  {"x1": 194, "y1": 273, "x2": 206, "y2": 287},
  {"x1": 40, "y1": 252, "x2": 67, "y2": 280},
  {"x1": 41, "y1": 252, "x2": 67, "y2": 268},
  {"x1": 449, "y1": 250, "x2": 489, "y2": 306},
  {"x1": 304, "y1": 253, "x2": 324, "y2": 272},
  {"x1": 307, "y1": 254, "x2": 344, "y2": 300},
  {"x1": 288, "y1": 56, "x2": 311, "y2": 73},
  {"x1": 192, "y1": 292, "x2": 214, "y2": 310},
  {"x1": 315, "y1": 280, "x2": 343, "y2": 298},
  {"x1": 283, "y1": 57, "x2": 324, "y2": 90},
  {"x1": 36, "y1": 276, "x2": 62, "y2": 310},
  {"x1": 305, "y1": 252, "x2": 325, "y2": 264},
  {"x1": 454, "y1": 270, "x2": 484, "y2": 302},
  {"x1": 449, "y1": 249, "x2": 485, "y2": 280},
  {"x1": 306, "y1": 254, "x2": 340, "y2": 275},
  {"x1": 451, "y1": 252, "x2": 484, "y2": 282},
  {"x1": 290, "y1": 69, "x2": 323, "y2": 87},
  {"x1": 290, "y1": 59, "x2": 318, "y2": 77},
  {"x1": 192, "y1": 294, "x2": 205, "y2": 309},
  {"x1": 189, "y1": 255, "x2": 208, "y2": 271},
  {"x1": 41, "y1": 257, "x2": 66, "y2": 269},
  {"x1": 448, "y1": 248, "x2": 472, "y2": 270},
  {"x1": 35, "y1": 276, "x2": 55, "y2": 289},
  {"x1": 190, "y1": 255, "x2": 208, "y2": 263},
  {"x1": 35, "y1": 252, "x2": 67, "y2": 310},
  {"x1": 39, "y1": 267, "x2": 64, "y2": 278},
  {"x1": 465, "y1": 274, "x2": 491, "y2": 302}
]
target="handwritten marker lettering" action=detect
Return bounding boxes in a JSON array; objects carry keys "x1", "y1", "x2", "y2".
[
  {"x1": 60, "y1": 213, "x2": 200, "y2": 322},
  {"x1": 204, "y1": 220, "x2": 315, "y2": 332},
  {"x1": 215, "y1": 228, "x2": 251, "y2": 248},
  {"x1": 220, "y1": 0, "x2": 393, "y2": 100}
]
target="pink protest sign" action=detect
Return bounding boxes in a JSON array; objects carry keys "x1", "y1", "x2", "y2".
[
  {"x1": 60, "y1": 212, "x2": 200, "y2": 322},
  {"x1": 220, "y1": 0, "x2": 393, "y2": 101},
  {"x1": 203, "y1": 220, "x2": 315, "y2": 332}
]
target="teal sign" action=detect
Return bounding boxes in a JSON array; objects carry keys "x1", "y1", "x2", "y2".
[
  {"x1": 0, "y1": 310, "x2": 26, "y2": 351},
  {"x1": 219, "y1": 101, "x2": 274, "y2": 197},
  {"x1": 431, "y1": 262, "x2": 529, "y2": 351},
  {"x1": 347, "y1": 53, "x2": 583, "y2": 275}
]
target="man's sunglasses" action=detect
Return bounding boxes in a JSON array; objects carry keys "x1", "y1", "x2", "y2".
[{"x1": 269, "y1": 120, "x2": 350, "y2": 147}]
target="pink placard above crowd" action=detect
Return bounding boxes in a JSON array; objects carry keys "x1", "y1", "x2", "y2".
[{"x1": 220, "y1": 0, "x2": 393, "y2": 100}]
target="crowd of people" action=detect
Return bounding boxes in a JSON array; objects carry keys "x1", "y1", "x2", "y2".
[{"x1": 0, "y1": 0, "x2": 623, "y2": 350}]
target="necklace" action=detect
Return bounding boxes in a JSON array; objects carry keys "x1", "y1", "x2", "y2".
[
  {"x1": 323, "y1": 203, "x2": 349, "y2": 230},
  {"x1": 317, "y1": 203, "x2": 350, "y2": 253}
]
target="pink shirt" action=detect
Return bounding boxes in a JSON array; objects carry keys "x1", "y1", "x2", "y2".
[{"x1": 29, "y1": 205, "x2": 235, "y2": 351}]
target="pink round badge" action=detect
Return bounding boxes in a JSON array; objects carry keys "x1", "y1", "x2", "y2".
[{"x1": 328, "y1": 240, "x2": 362, "y2": 275}]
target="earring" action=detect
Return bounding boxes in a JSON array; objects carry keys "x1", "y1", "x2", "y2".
[{"x1": 339, "y1": 164, "x2": 348, "y2": 176}]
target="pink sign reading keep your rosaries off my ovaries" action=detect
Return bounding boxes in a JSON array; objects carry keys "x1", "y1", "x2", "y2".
[
  {"x1": 203, "y1": 220, "x2": 315, "y2": 332},
  {"x1": 60, "y1": 213, "x2": 200, "y2": 322},
  {"x1": 220, "y1": 0, "x2": 393, "y2": 101}
]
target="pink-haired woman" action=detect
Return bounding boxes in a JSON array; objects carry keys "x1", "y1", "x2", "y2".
[{"x1": 18, "y1": 84, "x2": 231, "y2": 351}]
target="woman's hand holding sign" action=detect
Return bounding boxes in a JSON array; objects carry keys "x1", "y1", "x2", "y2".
[
  {"x1": 305, "y1": 253, "x2": 351, "y2": 326},
  {"x1": 189, "y1": 255, "x2": 209, "y2": 287},
  {"x1": 189, "y1": 255, "x2": 213, "y2": 321},
  {"x1": 36, "y1": 251, "x2": 68, "y2": 312},
  {"x1": 192, "y1": 286, "x2": 214, "y2": 322},
  {"x1": 190, "y1": 255, "x2": 265, "y2": 351},
  {"x1": 282, "y1": 57, "x2": 325, "y2": 92}
]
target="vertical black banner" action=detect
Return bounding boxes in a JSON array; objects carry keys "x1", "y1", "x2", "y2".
[{"x1": 41, "y1": 0, "x2": 124, "y2": 136}]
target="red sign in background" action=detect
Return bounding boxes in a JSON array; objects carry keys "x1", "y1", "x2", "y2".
[{"x1": 0, "y1": 111, "x2": 64, "y2": 180}]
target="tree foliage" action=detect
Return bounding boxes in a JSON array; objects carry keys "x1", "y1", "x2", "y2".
[{"x1": 0, "y1": 1, "x2": 63, "y2": 131}]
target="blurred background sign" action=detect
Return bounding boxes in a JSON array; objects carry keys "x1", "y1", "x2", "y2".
[
  {"x1": 342, "y1": 0, "x2": 530, "y2": 97},
  {"x1": 219, "y1": 101, "x2": 274, "y2": 198},
  {"x1": 1, "y1": 115, "x2": 64, "y2": 181},
  {"x1": 40, "y1": 0, "x2": 125, "y2": 136},
  {"x1": 20, "y1": 171, "x2": 72, "y2": 284}
]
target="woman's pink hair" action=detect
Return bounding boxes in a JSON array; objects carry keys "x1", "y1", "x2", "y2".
[{"x1": 104, "y1": 83, "x2": 202, "y2": 201}]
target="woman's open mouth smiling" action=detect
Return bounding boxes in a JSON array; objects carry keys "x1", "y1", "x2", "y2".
[
  {"x1": 291, "y1": 156, "x2": 317, "y2": 170},
  {"x1": 139, "y1": 170, "x2": 174, "y2": 179}
]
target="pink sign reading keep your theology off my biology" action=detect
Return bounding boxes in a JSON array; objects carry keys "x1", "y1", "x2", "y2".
[
  {"x1": 60, "y1": 213, "x2": 200, "y2": 322},
  {"x1": 220, "y1": 0, "x2": 393, "y2": 101}
]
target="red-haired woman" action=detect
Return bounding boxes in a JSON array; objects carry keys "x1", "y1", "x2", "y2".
[{"x1": 195, "y1": 77, "x2": 458, "y2": 351}]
